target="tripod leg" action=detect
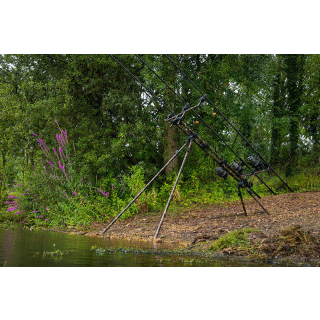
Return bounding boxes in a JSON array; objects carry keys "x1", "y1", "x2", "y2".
[
  {"x1": 250, "y1": 188, "x2": 261, "y2": 199},
  {"x1": 101, "y1": 142, "x2": 188, "y2": 235},
  {"x1": 154, "y1": 140, "x2": 193, "y2": 240},
  {"x1": 238, "y1": 187, "x2": 247, "y2": 216},
  {"x1": 245, "y1": 188, "x2": 270, "y2": 215}
]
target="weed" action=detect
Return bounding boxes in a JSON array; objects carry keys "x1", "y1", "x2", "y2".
[
  {"x1": 42, "y1": 249, "x2": 73, "y2": 258},
  {"x1": 209, "y1": 228, "x2": 259, "y2": 252}
]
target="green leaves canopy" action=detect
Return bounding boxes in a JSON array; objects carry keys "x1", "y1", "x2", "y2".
[{"x1": 0, "y1": 54, "x2": 318, "y2": 186}]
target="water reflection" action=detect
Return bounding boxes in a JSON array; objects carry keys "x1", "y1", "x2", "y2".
[{"x1": 0, "y1": 225, "x2": 270, "y2": 267}]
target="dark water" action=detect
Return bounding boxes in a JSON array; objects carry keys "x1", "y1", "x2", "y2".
[{"x1": 0, "y1": 225, "x2": 271, "y2": 267}]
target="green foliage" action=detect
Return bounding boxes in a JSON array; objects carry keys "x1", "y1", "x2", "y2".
[
  {"x1": 209, "y1": 228, "x2": 259, "y2": 252},
  {"x1": 1, "y1": 54, "x2": 320, "y2": 227}
]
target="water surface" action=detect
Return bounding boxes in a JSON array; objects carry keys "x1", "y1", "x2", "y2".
[{"x1": 0, "y1": 225, "x2": 271, "y2": 267}]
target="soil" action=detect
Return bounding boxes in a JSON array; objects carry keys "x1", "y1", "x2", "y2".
[
  {"x1": 75, "y1": 191, "x2": 316, "y2": 236},
  {"x1": 57, "y1": 190, "x2": 320, "y2": 262}
]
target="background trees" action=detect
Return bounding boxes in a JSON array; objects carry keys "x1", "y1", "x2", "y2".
[{"x1": 0, "y1": 54, "x2": 319, "y2": 191}]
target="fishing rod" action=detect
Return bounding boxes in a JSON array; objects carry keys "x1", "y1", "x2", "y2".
[
  {"x1": 109, "y1": 54, "x2": 172, "y2": 113},
  {"x1": 135, "y1": 54, "x2": 276, "y2": 195},
  {"x1": 164, "y1": 54, "x2": 293, "y2": 192}
]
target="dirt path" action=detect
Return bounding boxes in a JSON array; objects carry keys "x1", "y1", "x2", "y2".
[{"x1": 81, "y1": 191, "x2": 320, "y2": 247}]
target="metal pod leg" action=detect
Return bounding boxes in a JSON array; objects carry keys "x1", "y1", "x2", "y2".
[
  {"x1": 245, "y1": 188, "x2": 270, "y2": 215},
  {"x1": 101, "y1": 142, "x2": 188, "y2": 235},
  {"x1": 154, "y1": 140, "x2": 193, "y2": 241},
  {"x1": 237, "y1": 187, "x2": 247, "y2": 216}
]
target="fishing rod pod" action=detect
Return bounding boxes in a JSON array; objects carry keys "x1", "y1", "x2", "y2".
[
  {"x1": 163, "y1": 54, "x2": 293, "y2": 193},
  {"x1": 102, "y1": 54, "x2": 274, "y2": 239}
]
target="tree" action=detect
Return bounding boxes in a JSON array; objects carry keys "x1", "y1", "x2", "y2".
[
  {"x1": 270, "y1": 56, "x2": 286, "y2": 166},
  {"x1": 283, "y1": 54, "x2": 305, "y2": 176},
  {"x1": 302, "y1": 54, "x2": 320, "y2": 163}
]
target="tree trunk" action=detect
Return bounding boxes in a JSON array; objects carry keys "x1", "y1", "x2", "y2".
[
  {"x1": 162, "y1": 56, "x2": 180, "y2": 178},
  {"x1": 164, "y1": 122, "x2": 178, "y2": 177}
]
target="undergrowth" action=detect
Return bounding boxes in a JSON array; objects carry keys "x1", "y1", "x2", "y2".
[{"x1": 0, "y1": 121, "x2": 319, "y2": 229}]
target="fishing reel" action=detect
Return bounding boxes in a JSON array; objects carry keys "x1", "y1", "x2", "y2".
[
  {"x1": 215, "y1": 166, "x2": 228, "y2": 180},
  {"x1": 230, "y1": 161, "x2": 244, "y2": 174},
  {"x1": 247, "y1": 155, "x2": 265, "y2": 170}
]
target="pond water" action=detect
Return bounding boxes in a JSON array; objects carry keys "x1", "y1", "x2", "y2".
[{"x1": 0, "y1": 225, "x2": 271, "y2": 267}]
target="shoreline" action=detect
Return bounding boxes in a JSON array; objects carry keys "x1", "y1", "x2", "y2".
[
  {"x1": 2, "y1": 190, "x2": 319, "y2": 265},
  {"x1": 45, "y1": 190, "x2": 320, "y2": 264}
]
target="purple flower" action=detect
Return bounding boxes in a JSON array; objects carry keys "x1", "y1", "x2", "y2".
[
  {"x1": 59, "y1": 147, "x2": 65, "y2": 159},
  {"x1": 55, "y1": 119, "x2": 60, "y2": 128},
  {"x1": 66, "y1": 194, "x2": 69, "y2": 198},
  {"x1": 81, "y1": 178, "x2": 83, "y2": 182},
  {"x1": 46, "y1": 207, "x2": 49, "y2": 210},
  {"x1": 15, "y1": 211, "x2": 22, "y2": 214},
  {"x1": 58, "y1": 161, "x2": 65, "y2": 172},
  {"x1": 111, "y1": 184, "x2": 114, "y2": 190},
  {"x1": 7, "y1": 207, "x2": 17, "y2": 211},
  {"x1": 8, "y1": 195, "x2": 15, "y2": 199},
  {"x1": 57, "y1": 176, "x2": 61, "y2": 181},
  {"x1": 86, "y1": 194, "x2": 88, "y2": 197},
  {"x1": 32, "y1": 133, "x2": 38, "y2": 137},
  {"x1": 73, "y1": 192, "x2": 78, "y2": 196},
  {"x1": 20, "y1": 194, "x2": 25, "y2": 196},
  {"x1": 45, "y1": 219, "x2": 49, "y2": 221},
  {"x1": 39, "y1": 145, "x2": 49, "y2": 157},
  {"x1": 38, "y1": 215, "x2": 43, "y2": 218},
  {"x1": 5, "y1": 201, "x2": 11, "y2": 204},
  {"x1": 20, "y1": 221, "x2": 25, "y2": 224},
  {"x1": 5, "y1": 184, "x2": 9, "y2": 186},
  {"x1": 32, "y1": 211, "x2": 40, "y2": 213},
  {"x1": 47, "y1": 160, "x2": 55, "y2": 167},
  {"x1": 98, "y1": 189, "x2": 109, "y2": 197}
]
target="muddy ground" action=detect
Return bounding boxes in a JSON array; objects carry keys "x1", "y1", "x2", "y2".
[{"x1": 77, "y1": 191, "x2": 319, "y2": 246}]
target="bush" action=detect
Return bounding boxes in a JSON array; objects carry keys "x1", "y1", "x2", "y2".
[{"x1": 8, "y1": 120, "x2": 117, "y2": 228}]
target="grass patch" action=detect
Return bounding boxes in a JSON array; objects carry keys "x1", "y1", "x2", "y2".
[{"x1": 209, "y1": 228, "x2": 259, "y2": 252}]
